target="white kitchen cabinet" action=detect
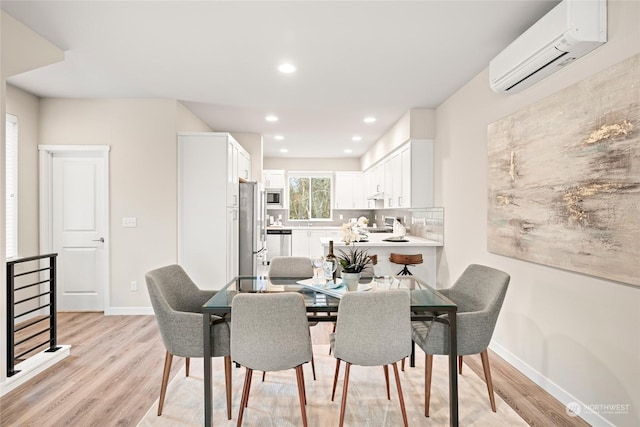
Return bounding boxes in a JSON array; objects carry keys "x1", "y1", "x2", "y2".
[
  {"x1": 263, "y1": 169, "x2": 286, "y2": 189},
  {"x1": 228, "y1": 141, "x2": 239, "y2": 207},
  {"x1": 334, "y1": 172, "x2": 364, "y2": 209},
  {"x1": 399, "y1": 145, "x2": 411, "y2": 207},
  {"x1": 402, "y1": 139, "x2": 433, "y2": 208},
  {"x1": 238, "y1": 150, "x2": 251, "y2": 181},
  {"x1": 227, "y1": 207, "x2": 239, "y2": 281},
  {"x1": 364, "y1": 139, "x2": 433, "y2": 209},
  {"x1": 383, "y1": 152, "x2": 402, "y2": 208},
  {"x1": 308, "y1": 229, "x2": 326, "y2": 258},
  {"x1": 371, "y1": 162, "x2": 384, "y2": 195},
  {"x1": 291, "y1": 229, "x2": 310, "y2": 257},
  {"x1": 178, "y1": 132, "x2": 250, "y2": 289},
  {"x1": 291, "y1": 228, "x2": 341, "y2": 258}
]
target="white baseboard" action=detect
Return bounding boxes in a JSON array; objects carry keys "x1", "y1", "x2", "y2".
[
  {"x1": 0, "y1": 345, "x2": 71, "y2": 397},
  {"x1": 489, "y1": 340, "x2": 613, "y2": 427},
  {"x1": 104, "y1": 306, "x2": 154, "y2": 315}
]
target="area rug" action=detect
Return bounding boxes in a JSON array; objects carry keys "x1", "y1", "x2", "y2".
[{"x1": 138, "y1": 345, "x2": 526, "y2": 426}]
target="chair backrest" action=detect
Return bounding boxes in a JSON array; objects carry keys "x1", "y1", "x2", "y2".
[
  {"x1": 145, "y1": 264, "x2": 205, "y2": 313},
  {"x1": 268, "y1": 256, "x2": 313, "y2": 278},
  {"x1": 230, "y1": 293, "x2": 312, "y2": 372},
  {"x1": 333, "y1": 290, "x2": 411, "y2": 366},
  {"x1": 449, "y1": 264, "x2": 510, "y2": 315},
  {"x1": 145, "y1": 264, "x2": 221, "y2": 357},
  {"x1": 449, "y1": 264, "x2": 510, "y2": 355}
]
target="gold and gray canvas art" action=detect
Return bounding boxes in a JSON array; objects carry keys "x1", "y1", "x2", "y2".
[{"x1": 487, "y1": 54, "x2": 640, "y2": 286}]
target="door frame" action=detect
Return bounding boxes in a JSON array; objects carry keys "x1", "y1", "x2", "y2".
[{"x1": 38, "y1": 145, "x2": 110, "y2": 311}]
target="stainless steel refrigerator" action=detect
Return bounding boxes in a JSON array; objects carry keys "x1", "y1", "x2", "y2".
[{"x1": 239, "y1": 181, "x2": 267, "y2": 275}]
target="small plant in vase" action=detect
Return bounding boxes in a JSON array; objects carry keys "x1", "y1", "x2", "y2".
[{"x1": 337, "y1": 247, "x2": 372, "y2": 291}]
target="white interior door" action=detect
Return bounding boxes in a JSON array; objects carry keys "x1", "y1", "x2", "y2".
[{"x1": 40, "y1": 146, "x2": 109, "y2": 311}]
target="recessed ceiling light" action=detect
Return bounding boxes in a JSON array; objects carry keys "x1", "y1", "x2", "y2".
[
  {"x1": 278, "y1": 63, "x2": 296, "y2": 73},
  {"x1": 352, "y1": 135, "x2": 362, "y2": 141},
  {"x1": 280, "y1": 148, "x2": 288, "y2": 153},
  {"x1": 274, "y1": 135, "x2": 284, "y2": 140},
  {"x1": 265, "y1": 115, "x2": 279, "y2": 122},
  {"x1": 344, "y1": 149, "x2": 353, "y2": 153},
  {"x1": 363, "y1": 117, "x2": 376, "y2": 124}
]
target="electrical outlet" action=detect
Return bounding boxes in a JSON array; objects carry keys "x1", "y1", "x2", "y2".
[
  {"x1": 122, "y1": 217, "x2": 137, "y2": 228},
  {"x1": 130, "y1": 281, "x2": 138, "y2": 291},
  {"x1": 339, "y1": 214, "x2": 343, "y2": 220}
]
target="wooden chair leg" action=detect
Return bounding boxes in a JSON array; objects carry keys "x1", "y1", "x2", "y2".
[
  {"x1": 310, "y1": 355, "x2": 317, "y2": 381},
  {"x1": 338, "y1": 362, "x2": 352, "y2": 427},
  {"x1": 331, "y1": 359, "x2": 341, "y2": 401},
  {"x1": 329, "y1": 322, "x2": 336, "y2": 354},
  {"x1": 425, "y1": 354, "x2": 433, "y2": 417},
  {"x1": 245, "y1": 369, "x2": 253, "y2": 408},
  {"x1": 392, "y1": 362, "x2": 409, "y2": 427},
  {"x1": 295, "y1": 365, "x2": 308, "y2": 427},
  {"x1": 383, "y1": 365, "x2": 390, "y2": 400},
  {"x1": 224, "y1": 355, "x2": 232, "y2": 420},
  {"x1": 185, "y1": 357, "x2": 190, "y2": 377},
  {"x1": 401, "y1": 357, "x2": 405, "y2": 371},
  {"x1": 157, "y1": 351, "x2": 173, "y2": 416},
  {"x1": 262, "y1": 371, "x2": 266, "y2": 382},
  {"x1": 480, "y1": 350, "x2": 497, "y2": 412},
  {"x1": 300, "y1": 363, "x2": 307, "y2": 405},
  {"x1": 237, "y1": 367, "x2": 253, "y2": 427},
  {"x1": 458, "y1": 355, "x2": 463, "y2": 374}
]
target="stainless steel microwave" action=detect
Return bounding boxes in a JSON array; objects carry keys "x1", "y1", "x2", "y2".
[{"x1": 266, "y1": 188, "x2": 284, "y2": 208}]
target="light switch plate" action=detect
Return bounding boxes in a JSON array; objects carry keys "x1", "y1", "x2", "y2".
[{"x1": 122, "y1": 217, "x2": 137, "y2": 228}]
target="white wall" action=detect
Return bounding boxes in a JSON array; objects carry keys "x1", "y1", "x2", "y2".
[
  {"x1": 1, "y1": 9, "x2": 65, "y2": 390},
  {"x1": 361, "y1": 108, "x2": 435, "y2": 170},
  {"x1": 434, "y1": 1, "x2": 639, "y2": 425},
  {"x1": 264, "y1": 157, "x2": 360, "y2": 171},
  {"x1": 38, "y1": 99, "x2": 185, "y2": 310},
  {"x1": 5, "y1": 85, "x2": 40, "y2": 258}
]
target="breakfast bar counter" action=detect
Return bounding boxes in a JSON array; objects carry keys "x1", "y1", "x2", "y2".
[{"x1": 319, "y1": 235, "x2": 442, "y2": 285}]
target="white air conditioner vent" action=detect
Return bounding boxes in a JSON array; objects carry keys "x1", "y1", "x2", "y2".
[{"x1": 489, "y1": 0, "x2": 607, "y2": 94}]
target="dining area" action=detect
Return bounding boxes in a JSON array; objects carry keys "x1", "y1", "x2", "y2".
[{"x1": 143, "y1": 258, "x2": 512, "y2": 427}]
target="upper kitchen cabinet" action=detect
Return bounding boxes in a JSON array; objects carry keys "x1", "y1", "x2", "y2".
[
  {"x1": 177, "y1": 132, "x2": 250, "y2": 288},
  {"x1": 334, "y1": 172, "x2": 364, "y2": 209},
  {"x1": 365, "y1": 139, "x2": 433, "y2": 209},
  {"x1": 238, "y1": 150, "x2": 251, "y2": 181},
  {"x1": 263, "y1": 169, "x2": 286, "y2": 189}
]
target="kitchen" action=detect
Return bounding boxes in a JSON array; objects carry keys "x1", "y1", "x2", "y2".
[{"x1": 1, "y1": 1, "x2": 638, "y2": 426}]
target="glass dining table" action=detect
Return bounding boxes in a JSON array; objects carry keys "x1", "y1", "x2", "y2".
[{"x1": 202, "y1": 275, "x2": 459, "y2": 427}]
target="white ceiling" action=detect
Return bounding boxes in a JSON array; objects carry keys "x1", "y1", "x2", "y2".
[{"x1": 2, "y1": 1, "x2": 559, "y2": 158}]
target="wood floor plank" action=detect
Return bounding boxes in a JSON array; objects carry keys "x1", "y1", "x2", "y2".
[{"x1": 1, "y1": 313, "x2": 589, "y2": 426}]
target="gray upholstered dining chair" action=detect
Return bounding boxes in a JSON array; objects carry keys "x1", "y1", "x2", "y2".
[
  {"x1": 267, "y1": 256, "x2": 316, "y2": 380},
  {"x1": 145, "y1": 264, "x2": 232, "y2": 419},
  {"x1": 268, "y1": 256, "x2": 314, "y2": 278},
  {"x1": 330, "y1": 291, "x2": 411, "y2": 427},
  {"x1": 231, "y1": 292, "x2": 313, "y2": 427},
  {"x1": 412, "y1": 264, "x2": 510, "y2": 417}
]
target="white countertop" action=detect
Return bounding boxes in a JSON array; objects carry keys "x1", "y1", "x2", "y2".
[
  {"x1": 319, "y1": 234, "x2": 442, "y2": 247},
  {"x1": 267, "y1": 226, "x2": 340, "y2": 230}
]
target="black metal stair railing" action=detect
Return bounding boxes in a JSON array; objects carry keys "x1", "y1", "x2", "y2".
[{"x1": 6, "y1": 253, "x2": 60, "y2": 377}]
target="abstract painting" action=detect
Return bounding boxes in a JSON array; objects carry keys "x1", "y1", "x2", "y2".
[{"x1": 487, "y1": 54, "x2": 640, "y2": 286}]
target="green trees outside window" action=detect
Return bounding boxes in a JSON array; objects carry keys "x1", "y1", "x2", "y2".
[{"x1": 289, "y1": 175, "x2": 331, "y2": 220}]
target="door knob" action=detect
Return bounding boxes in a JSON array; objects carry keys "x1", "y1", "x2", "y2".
[{"x1": 92, "y1": 237, "x2": 105, "y2": 243}]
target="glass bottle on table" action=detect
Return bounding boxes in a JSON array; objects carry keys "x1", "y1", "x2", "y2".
[{"x1": 324, "y1": 240, "x2": 338, "y2": 282}]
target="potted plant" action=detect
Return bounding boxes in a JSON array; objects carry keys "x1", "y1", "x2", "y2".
[{"x1": 337, "y1": 246, "x2": 372, "y2": 291}]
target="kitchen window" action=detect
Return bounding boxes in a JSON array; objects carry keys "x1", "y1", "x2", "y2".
[
  {"x1": 288, "y1": 172, "x2": 332, "y2": 220},
  {"x1": 5, "y1": 114, "x2": 18, "y2": 258}
]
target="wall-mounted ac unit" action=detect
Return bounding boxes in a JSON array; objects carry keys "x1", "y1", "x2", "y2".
[{"x1": 489, "y1": 0, "x2": 607, "y2": 94}]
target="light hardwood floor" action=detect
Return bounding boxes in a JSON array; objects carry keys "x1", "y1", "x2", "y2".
[{"x1": 1, "y1": 313, "x2": 589, "y2": 426}]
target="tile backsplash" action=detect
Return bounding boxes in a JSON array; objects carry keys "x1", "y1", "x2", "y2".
[{"x1": 267, "y1": 207, "x2": 444, "y2": 244}]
